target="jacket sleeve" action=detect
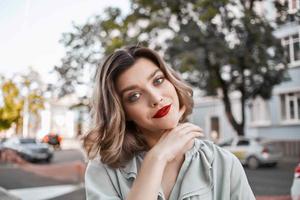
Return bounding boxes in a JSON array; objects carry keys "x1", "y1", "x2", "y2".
[
  {"x1": 230, "y1": 155, "x2": 256, "y2": 200},
  {"x1": 85, "y1": 160, "x2": 121, "y2": 200}
]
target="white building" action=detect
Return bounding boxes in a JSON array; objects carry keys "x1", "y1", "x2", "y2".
[{"x1": 191, "y1": 0, "x2": 300, "y2": 158}]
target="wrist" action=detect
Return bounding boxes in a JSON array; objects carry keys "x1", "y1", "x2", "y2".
[{"x1": 146, "y1": 148, "x2": 168, "y2": 167}]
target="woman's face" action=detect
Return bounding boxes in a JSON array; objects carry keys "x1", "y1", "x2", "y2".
[{"x1": 116, "y1": 57, "x2": 181, "y2": 135}]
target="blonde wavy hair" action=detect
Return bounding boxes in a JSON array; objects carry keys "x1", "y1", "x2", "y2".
[{"x1": 83, "y1": 46, "x2": 194, "y2": 168}]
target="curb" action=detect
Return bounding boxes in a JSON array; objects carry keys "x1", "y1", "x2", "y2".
[{"x1": 256, "y1": 195, "x2": 292, "y2": 200}]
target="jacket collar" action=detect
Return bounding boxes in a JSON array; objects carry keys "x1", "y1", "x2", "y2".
[
  {"x1": 178, "y1": 139, "x2": 214, "y2": 199},
  {"x1": 120, "y1": 139, "x2": 215, "y2": 199},
  {"x1": 119, "y1": 151, "x2": 145, "y2": 179}
]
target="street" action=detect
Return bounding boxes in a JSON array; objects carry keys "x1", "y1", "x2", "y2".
[
  {"x1": 245, "y1": 162, "x2": 297, "y2": 196},
  {"x1": 245, "y1": 161, "x2": 296, "y2": 197},
  {"x1": 0, "y1": 149, "x2": 86, "y2": 200},
  {"x1": 0, "y1": 149, "x2": 297, "y2": 199}
]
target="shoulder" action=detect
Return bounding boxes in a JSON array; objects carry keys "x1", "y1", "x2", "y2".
[
  {"x1": 85, "y1": 158, "x2": 121, "y2": 192},
  {"x1": 85, "y1": 158, "x2": 108, "y2": 178},
  {"x1": 85, "y1": 156, "x2": 141, "y2": 199},
  {"x1": 85, "y1": 155, "x2": 141, "y2": 180},
  {"x1": 85, "y1": 159, "x2": 125, "y2": 199},
  {"x1": 192, "y1": 139, "x2": 238, "y2": 168},
  {"x1": 192, "y1": 139, "x2": 247, "y2": 183}
]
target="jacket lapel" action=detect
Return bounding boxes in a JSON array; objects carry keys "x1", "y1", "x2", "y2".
[{"x1": 178, "y1": 139, "x2": 214, "y2": 199}]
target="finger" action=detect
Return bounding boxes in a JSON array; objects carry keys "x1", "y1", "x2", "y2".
[
  {"x1": 159, "y1": 131, "x2": 168, "y2": 139},
  {"x1": 165, "y1": 122, "x2": 188, "y2": 134},
  {"x1": 178, "y1": 131, "x2": 202, "y2": 151},
  {"x1": 169, "y1": 123, "x2": 203, "y2": 138},
  {"x1": 184, "y1": 124, "x2": 203, "y2": 133},
  {"x1": 178, "y1": 122, "x2": 200, "y2": 128},
  {"x1": 176, "y1": 124, "x2": 203, "y2": 136},
  {"x1": 168, "y1": 122, "x2": 192, "y2": 136},
  {"x1": 182, "y1": 131, "x2": 203, "y2": 142},
  {"x1": 183, "y1": 123, "x2": 203, "y2": 133}
]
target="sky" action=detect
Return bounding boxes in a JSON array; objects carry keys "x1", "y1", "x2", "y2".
[{"x1": 0, "y1": 0, "x2": 130, "y2": 83}]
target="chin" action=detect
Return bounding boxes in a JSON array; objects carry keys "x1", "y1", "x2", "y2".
[{"x1": 156, "y1": 117, "x2": 179, "y2": 129}]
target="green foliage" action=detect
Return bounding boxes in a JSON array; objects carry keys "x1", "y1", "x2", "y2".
[
  {"x1": 274, "y1": 0, "x2": 300, "y2": 24},
  {"x1": 0, "y1": 80, "x2": 23, "y2": 131},
  {"x1": 0, "y1": 74, "x2": 45, "y2": 132}
]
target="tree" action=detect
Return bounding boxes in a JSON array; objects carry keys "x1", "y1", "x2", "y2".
[
  {"x1": 0, "y1": 70, "x2": 45, "y2": 134},
  {"x1": 139, "y1": 0, "x2": 289, "y2": 135},
  {"x1": 55, "y1": 0, "x2": 288, "y2": 136},
  {"x1": 54, "y1": 7, "x2": 142, "y2": 97},
  {"x1": 0, "y1": 78, "x2": 23, "y2": 131}
]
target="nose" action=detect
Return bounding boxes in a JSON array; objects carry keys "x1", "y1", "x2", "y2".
[
  {"x1": 152, "y1": 98, "x2": 163, "y2": 107},
  {"x1": 149, "y1": 89, "x2": 163, "y2": 107}
]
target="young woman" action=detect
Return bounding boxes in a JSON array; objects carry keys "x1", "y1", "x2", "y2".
[{"x1": 84, "y1": 46, "x2": 255, "y2": 200}]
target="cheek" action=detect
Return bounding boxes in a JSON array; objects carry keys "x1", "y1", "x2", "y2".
[
  {"x1": 165, "y1": 81, "x2": 179, "y2": 102},
  {"x1": 123, "y1": 103, "x2": 145, "y2": 122}
]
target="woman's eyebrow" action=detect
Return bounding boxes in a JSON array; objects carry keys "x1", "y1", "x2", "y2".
[
  {"x1": 120, "y1": 69, "x2": 162, "y2": 95},
  {"x1": 147, "y1": 69, "x2": 161, "y2": 81}
]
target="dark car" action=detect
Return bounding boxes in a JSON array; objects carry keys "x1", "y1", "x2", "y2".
[{"x1": 3, "y1": 137, "x2": 53, "y2": 163}]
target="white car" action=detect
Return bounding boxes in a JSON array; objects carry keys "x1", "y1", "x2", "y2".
[
  {"x1": 3, "y1": 137, "x2": 53, "y2": 163},
  {"x1": 219, "y1": 137, "x2": 282, "y2": 169}
]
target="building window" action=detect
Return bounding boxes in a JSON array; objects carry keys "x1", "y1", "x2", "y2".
[
  {"x1": 288, "y1": 0, "x2": 300, "y2": 14},
  {"x1": 237, "y1": 139, "x2": 250, "y2": 146},
  {"x1": 210, "y1": 116, "x2": 220, "y2": 143},
  {"x1": 282, "y1": 32, "x2": 300, "y2": 64},
  {"x1": 280, "y1": 92, "x2": 300, "y2": 122},
  {"x1": 249, "y1": 96, "x2": 270, "y2": 126}
]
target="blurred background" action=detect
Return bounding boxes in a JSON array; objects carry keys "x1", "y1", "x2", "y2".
[{"x1": 0, "y1": 0, "x2": 299, "y2": 199}]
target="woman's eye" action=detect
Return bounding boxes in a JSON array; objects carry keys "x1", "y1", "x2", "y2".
[
  {"x1": 127, "y1": 93, "x2": 140, "y2": 102},
  {"x1": 154, "y1": 76, "x2": 165, "y2": 85}
]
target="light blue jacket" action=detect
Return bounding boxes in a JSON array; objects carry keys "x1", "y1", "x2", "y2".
[{"x1": 85, "y1": 139, "x2": 256, "y2": 200}]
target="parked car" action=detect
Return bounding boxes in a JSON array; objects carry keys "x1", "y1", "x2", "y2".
[
  {"x1": 219, "y1": 137, "x2": 282, "y2": 169},
  {"x1": 42, "y1": 133, "x2": 62, "y2": 150},
  {"x1": 0, "y1": 138, "x2": 5, "y2": 158},
  {"x1": 291, "y1": 161, "x2": 300, "y2": 200},
  {"x1": 0, "y1": 138, "x2": 5, "y2": 149},
  {"x1": 2, "y1": 137, "x2": 53, "y2": 163}
]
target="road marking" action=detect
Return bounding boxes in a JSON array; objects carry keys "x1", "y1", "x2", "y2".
[{"x1": 8, "y1": 184, "x2": 84, "y2": 200}]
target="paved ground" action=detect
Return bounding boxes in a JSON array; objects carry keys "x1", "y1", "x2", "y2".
[
  {"x1": 51, "y1": 188, "x2": 86, "y2": 200},
  {"x1": 0, "y1": 143, "x2": 298, "y2": 200},
  {"x1": 246, "y1": 160, "x2": 297, "y2": 196},
  {"x1": 0, "y1": 148, "x2": 85, "y2": 200}
]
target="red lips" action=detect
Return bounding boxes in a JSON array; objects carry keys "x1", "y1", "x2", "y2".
[{"x1": 153, "y1": 104, "x2": 171, "y2": 118}]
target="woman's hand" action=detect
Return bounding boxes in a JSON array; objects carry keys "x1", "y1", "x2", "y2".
[
  {"x1": 126, "y1": 106, "x2": 204, "y2": 200},
  {"x1": 151, "y1": 123, "x2": 203, "y2": 163},
  {"x1": 149, "y1": 106, "x2": 204, "y2": 164}
]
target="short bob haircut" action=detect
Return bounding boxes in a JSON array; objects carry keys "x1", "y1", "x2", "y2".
[{"x1": 83, "y1": 45, "x2": 194, "y2": 168}]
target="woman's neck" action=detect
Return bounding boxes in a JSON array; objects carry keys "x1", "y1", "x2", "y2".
[{"x1": 139, "y1": 128, "x2": 166, "y2": 148}]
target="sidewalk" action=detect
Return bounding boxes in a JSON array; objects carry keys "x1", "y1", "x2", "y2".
[
  {"x1": 0, "y1": 148, "x2": 86, "y2": 183},
  {"x1": 60, "y1": 138, "x2": 83, "y2": 150},
  {"x1": 256, "y1": 196, "x2": 292, "y2": 200},
  {"x1": 0, "y1": 148, "x2": 86, "y2": 200},
  {"x1": 8, "y1": 184, "x2": 84, "y2": 200},
  {"x1": 60, "y1": 138, "x2": 87, "y2": 163},
  {"x1": 0, "y1": 187, "x2": 20, "y2": 200}
]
